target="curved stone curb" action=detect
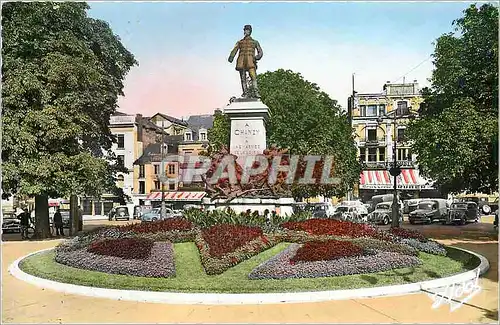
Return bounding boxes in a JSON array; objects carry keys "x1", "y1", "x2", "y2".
[{"x1": 8, "y1": 247, "x2": 489, "y2": 305}]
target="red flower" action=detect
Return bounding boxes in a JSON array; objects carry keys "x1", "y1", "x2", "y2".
[
  {"x1": 201, "y1": 224, "x2": 263, "y2": 258},
  {"x1": 290, "y1": 240, "x2": 364, "y2": 262}
]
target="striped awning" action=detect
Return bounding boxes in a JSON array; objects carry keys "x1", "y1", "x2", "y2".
[
  {"x1": 145, "y1": 191, "x2": 206, "y2": 201},
  {"x1": 359, "y1": 169, "x2": 434, "y2": 190}
]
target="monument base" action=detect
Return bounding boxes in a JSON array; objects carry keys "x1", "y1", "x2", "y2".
[
  {"x1": 224, "y1": 98, "x2": 269, "y2": 158},
  {"x1": 202, "y1": 197, "x2": 295, "y2": 217}
]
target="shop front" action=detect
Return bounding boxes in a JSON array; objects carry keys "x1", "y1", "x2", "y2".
[
  {"x1": 359, "y1": 169, "x2": 435, "y2": 202},
  {"x1": 144, "y1": 191, "x2": 207, "y2": 210}
]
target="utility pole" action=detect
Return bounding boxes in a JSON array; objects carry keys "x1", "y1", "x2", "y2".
[
  {"x1": 160, "y1": 121, "x2": 167, "y2": 218},
  {"x1": 347, "y1": 73, "x2": 355, "y2": 201}
]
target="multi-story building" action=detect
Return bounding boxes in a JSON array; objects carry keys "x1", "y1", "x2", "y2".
[
  {"x1": 80, "y1": 112, "x2": 166, "y2": 215},
  {"x1": 135, "y1": 112, "x2": 214, "y2": 209},
  {"x1": 351, "y1": 80, "x2": 435, "y2": 202}
]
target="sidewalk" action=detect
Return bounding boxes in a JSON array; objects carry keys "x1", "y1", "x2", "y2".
[{"x1": 1, "y1": 230, "x2": 498, "y2": 323}]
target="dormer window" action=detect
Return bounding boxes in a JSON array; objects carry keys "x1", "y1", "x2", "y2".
[
  {"x1": 185, "y1": 130, "x2": 192, "y2": 141},
  {"x1": 199, "y1": 128, "x2": 207, "y2": 141}
]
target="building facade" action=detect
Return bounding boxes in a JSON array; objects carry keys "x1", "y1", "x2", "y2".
[
  {"x1": 352, "y1": 80, "x2": 435, "y2": 202},
  {"x1": 134, "y1": 112, "x2": 214, "y2": 209}
]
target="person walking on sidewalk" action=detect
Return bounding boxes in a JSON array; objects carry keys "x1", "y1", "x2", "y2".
[
  {"x1": 18, "y1": 208, "x2": 32, "y2": 239},
  {"x1": 77, "y1": 205, "x2": 83, "y2": 231},
  {"x1": 53, "y1": 208, "x2": 64, "y2": 236}
]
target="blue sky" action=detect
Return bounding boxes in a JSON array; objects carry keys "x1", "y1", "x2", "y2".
[{"x1": 87, "y1": 1, "x2": 481, "y2": 117}]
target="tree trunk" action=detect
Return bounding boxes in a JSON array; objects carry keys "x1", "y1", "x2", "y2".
[
  {"x1": 69, "y1": 194, "x2": 79, "y2": 236},
  {"x1": 34, "y1": 194, "x2": 51, "y2": 239}
]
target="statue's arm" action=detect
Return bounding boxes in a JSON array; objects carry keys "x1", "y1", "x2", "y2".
[
  {"x1": 255, "y1": 40, "x2": 263, "y2": 60},
  {"x1": 228, "y1": 41, "x2": 239, "y2": 63}
]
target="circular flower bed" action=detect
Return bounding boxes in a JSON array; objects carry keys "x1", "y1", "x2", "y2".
[{"x1": 49, "y1": 214, "x2": 454, "y2": 282}]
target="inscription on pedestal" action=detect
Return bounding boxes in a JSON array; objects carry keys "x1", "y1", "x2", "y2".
[{"x1": 230, "y1": 119, "x2": 266, "y2": 157}]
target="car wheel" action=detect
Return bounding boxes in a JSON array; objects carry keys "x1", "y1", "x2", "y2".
[
  {"x1": 152, "y1": 217, "x2": 158, "y2": 222},
  {"x1": 409, "y1": 219, "x2": 415, "y2": 225},
  {"x1": 383, "y1": 216, "x2": 389, "y2": 225}
]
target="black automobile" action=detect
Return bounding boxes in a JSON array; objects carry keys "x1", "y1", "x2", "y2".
[
  {"x1": 2, "y1": 212, "x2": 21, "y2": 233},
  {"x1": 444, "y1": 201, "x2": 479, "y2": 225},
  {"x1": 108, "y1": 206, "x2": 130, "y2": 221}
]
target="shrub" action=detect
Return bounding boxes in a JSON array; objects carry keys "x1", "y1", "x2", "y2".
[
  {"x1": 87, "y1": 238, "x2": 154, "y2": 259},
  {"x1": 281, "y1": 219, "x2": 379, "y2": 238},
  {"x1": 291, "y1": 240, "x2": 365, "y2": 263},
  {"x1": 118, "y1": 218, "x2": 193, "y2": 233},
  {"x1": 195, "y1": 231, "x2": 278, "y2": 275},
  {"x1": 55, "y1": 242, "x2": 176, "y2": 278},
  {"x1": 201, "y1": 224, "x2": 263, "y2": 258},
  {"x1": 55, "y1": 227, "x2": 134, "y2": 253},
  {"x1": 248, "y1": 244, "x2": 422, "y2": 280}
]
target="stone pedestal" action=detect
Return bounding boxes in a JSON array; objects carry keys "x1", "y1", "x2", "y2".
[{"x1": 223, "y1": 98, "x2": 269, "y2": 158}]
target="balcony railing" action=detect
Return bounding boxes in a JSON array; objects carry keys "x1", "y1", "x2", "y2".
[
  {"x1": 361, "y1": 160, "x2": 417, "y2": 169},
  {"x1": 359, "y1": 137, "x2": 386, "y2": 145}
]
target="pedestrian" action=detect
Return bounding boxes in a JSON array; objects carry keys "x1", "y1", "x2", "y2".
[
  {"x1": 54, "y1": 207, "x2": 64, "y2": 236},
  {"x1": 18, "y1": 208, "x2": 32, "y2": 239},
  {"x1": 77, "y1": 205, "x2": 83, "y2": 231}
]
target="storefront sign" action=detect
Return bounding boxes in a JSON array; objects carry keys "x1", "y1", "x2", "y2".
[{"x1": 360, "y1": 184, "x2": 426, "y2": 190}]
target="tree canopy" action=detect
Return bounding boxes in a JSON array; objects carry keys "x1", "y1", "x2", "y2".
[
  {"x1": 2, "y1": 2, "x2": 136, "y2": 216},
  {"x1": 406, "y1": 3, "x2": 498, "y2": 194},
  {"x1": 208, "y1": 69, "x2": 360, "y2": 199}
]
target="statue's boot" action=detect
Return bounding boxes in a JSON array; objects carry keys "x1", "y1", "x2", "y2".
[{"x1": 240, "y1": 73, "x2": 248, "y2": 98}]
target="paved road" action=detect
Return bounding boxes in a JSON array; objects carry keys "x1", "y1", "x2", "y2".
[{"x1": 1, "y1": 219, "x2": 498, "y2": 323}]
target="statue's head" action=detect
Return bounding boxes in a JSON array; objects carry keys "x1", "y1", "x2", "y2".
[{"x1": 243, "y1": 25, "x2": 252, "y2": 36}]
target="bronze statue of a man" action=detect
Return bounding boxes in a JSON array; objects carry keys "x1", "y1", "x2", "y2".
[{"x1": 228, "y1": 25, "x2": 263, "y2": 98}]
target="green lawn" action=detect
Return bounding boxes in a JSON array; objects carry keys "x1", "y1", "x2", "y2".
[{"x1": 19, "y1": 243, "x2": 479, "y2": 293}]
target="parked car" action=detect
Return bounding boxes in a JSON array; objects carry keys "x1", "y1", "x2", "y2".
[
  {"x1": 108, "y1": 206, "x2": 130, "y2": 221},
  {"x1": 409, "y1": 199, "x2": 448, "y2": 224},
  {"x1": 367, "y1": 201, "x2": 403, "y2": 225},
  {"x1": 2, "y1": 212, "x2": 21, "y2": 233},
  {"x1": 332, "y1": 205, "x2": 366, "y2": 222},
  {"x1": 455, "y1": 193, "x2": 498, "y2": 215},
  {"x1": 141, "y1": 207, "x2": 176, "y2": 222},
  {"x1": 312, "y1": 202, "x2": 336, "y2": 218},
  {"x1": 444, "y1": 201, "x2": 479, "y2": 225},
  {"x1": 403, "y1": 199, "x2": 423, "y2": 214}
]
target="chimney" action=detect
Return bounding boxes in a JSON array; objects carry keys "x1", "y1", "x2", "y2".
[
  {"x1": 136, "y1": 114, "x2": 143, "y2": 142},
  {"x1": 214, "y1": 109, "x2": 222, "y2": 115},
  {"x1": 386, "y1": 81, "x2": 391, "y2": 84}
]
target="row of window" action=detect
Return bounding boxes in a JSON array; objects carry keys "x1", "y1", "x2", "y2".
[
  {"x1": 184, "y1": 132, "x2": 207, "y2": 141},
  {"x1": 115, "y1": 130, "x2": 208, "y2": 150},
  {"x1": 138, "y1": 164, "x2": 176, "y2": 178},
  {"x1": 135, "y1": 180, "x2": 176, "y2": 194},
  {"x1": 359, "y1": 147, "x2": 413, "y2": 162},
  {"x1": 358, "y1": 101, "x2": 411, "y2": 117},
  {"x1": 363, "y1": 128, "x2": 406, "y2": 142}
]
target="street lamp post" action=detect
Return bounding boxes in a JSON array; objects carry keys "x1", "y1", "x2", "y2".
[
  {"x1": 158, "y1": 121, "x2": 168, "y2": 219},
  {"x1": 389, "y1": 112, "x2": 402, "y2": 228}
]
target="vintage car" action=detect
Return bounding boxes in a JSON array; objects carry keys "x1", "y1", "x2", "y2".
[
  {"x1": 331, "y1": 205, "x2": 367, "y2": 222},
  {"x1": 2, "y1": 211, "x2": 21, "y2": 233},
  {"x1": 108, "y1": 206, "x2": 131, "y2": 221},
  {"x1": 409, "y1": 199, "x2": 448, "y2": 224},
  {"x1": 403, "y1": 199, "x2": 423, "y2": 214},
  {"x1": 444, "y1": 201, "x2": 479, "y2": 225},
  {"x1": 141, "y1": 207, "x2": 176, "y2": 222},
  {"x1": 367, "y1": 202, "x2": 403, "y2": 225},
  {"x1": 455, "y1": 193, "x2": 498, "y2": 215},
  {"x1": 312, "y1": 202, "x2": 336, "y2": 218}
]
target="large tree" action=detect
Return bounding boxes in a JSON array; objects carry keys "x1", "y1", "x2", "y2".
[
  {"x1": 207, "y1": 69, "x2": 360, "y2": 200},
  {"x1": 406, "y1": 4, "x2": 498, "y2": 194},
  {"x1": 2, "y1": 2, "x2": 137, "y2": 238}
]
